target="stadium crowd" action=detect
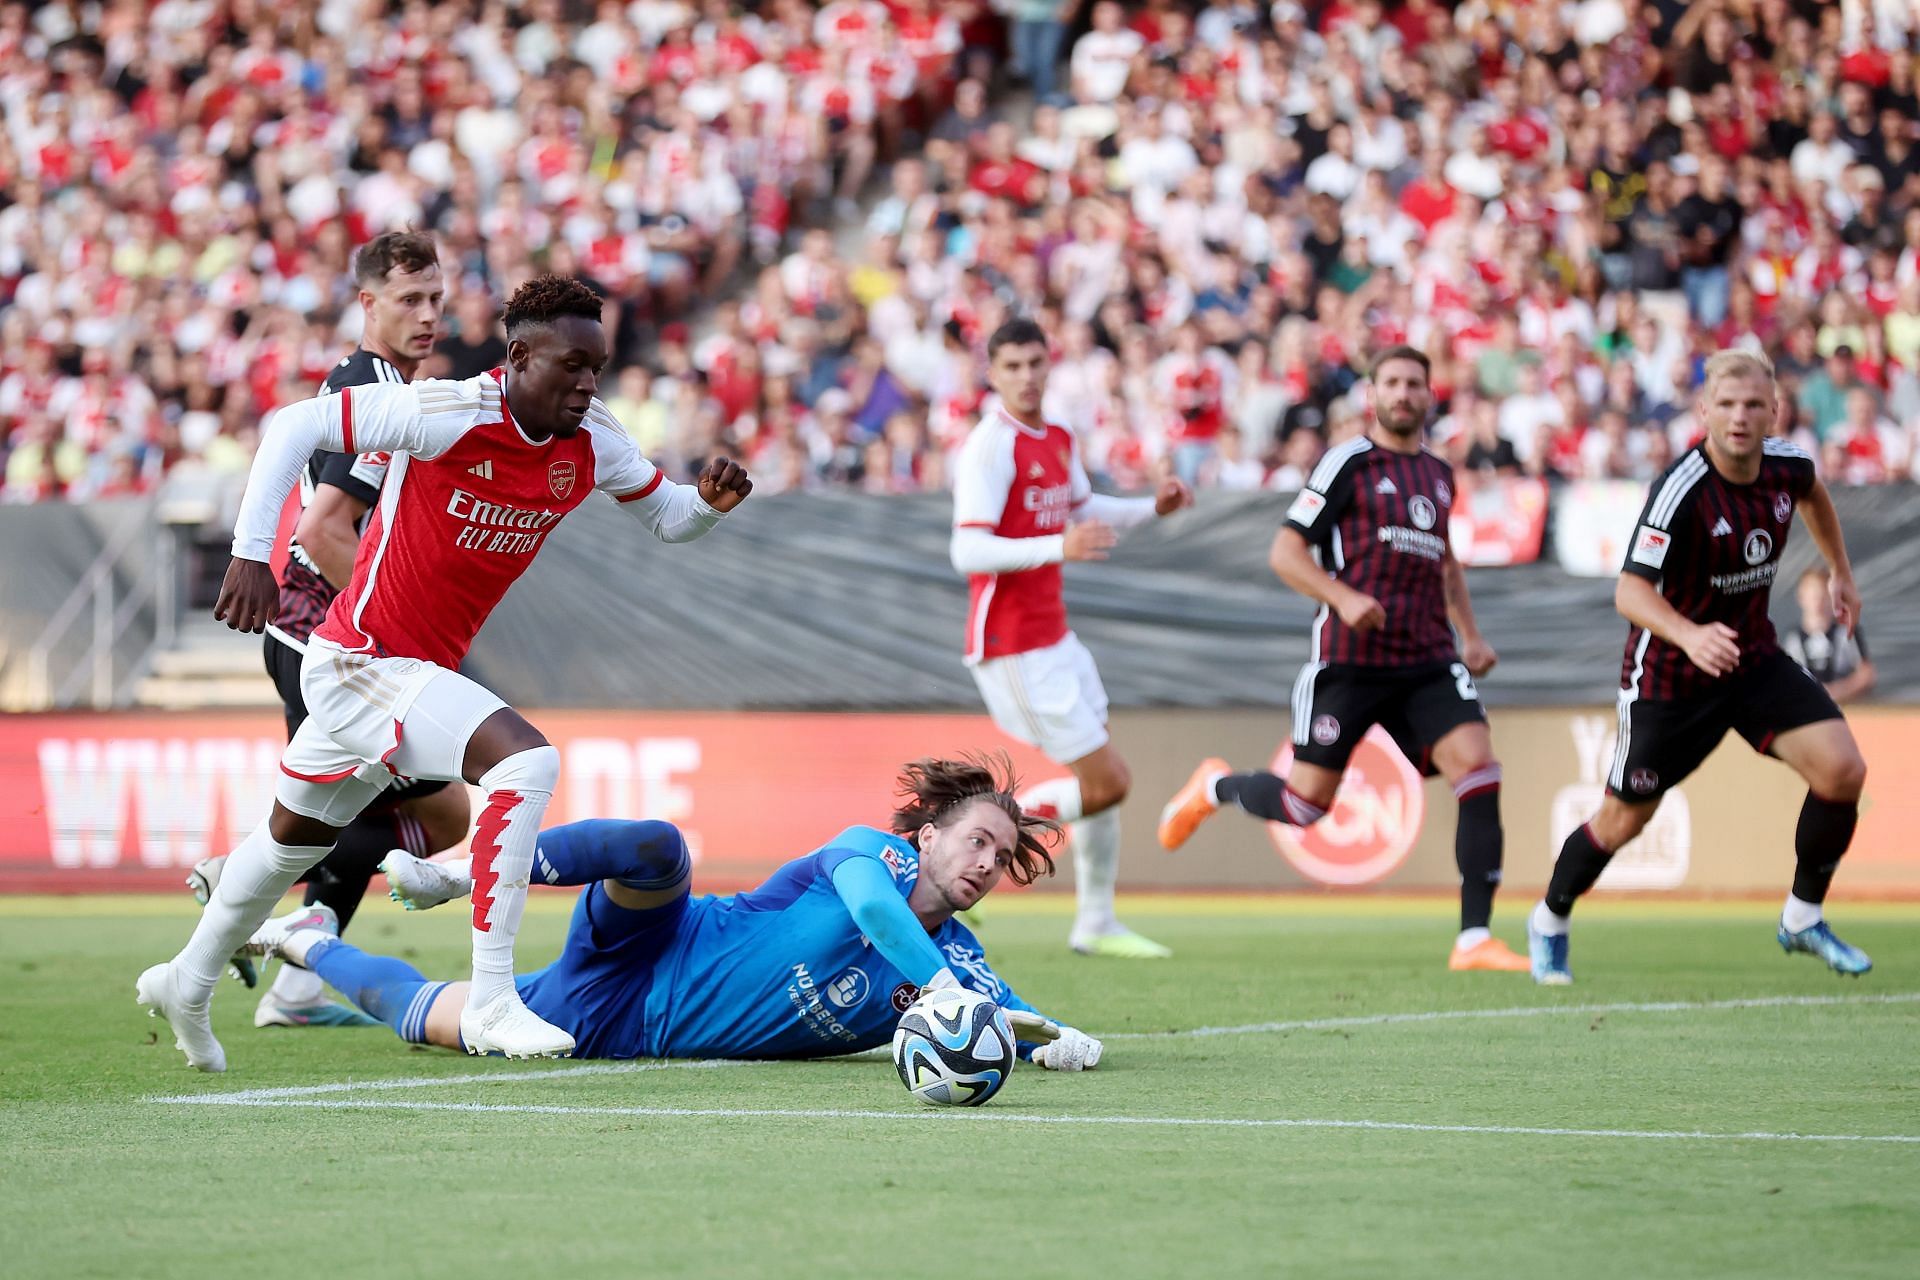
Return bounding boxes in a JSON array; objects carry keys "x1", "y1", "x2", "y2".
[{"x1": 5, "y1": 0, "x2": 1920, "y2": 503}]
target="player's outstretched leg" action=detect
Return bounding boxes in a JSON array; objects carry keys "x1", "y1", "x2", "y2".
[
  {"x1": 1770, "y1": 723, "x2": 1872, "y2": 975},
  {"x1": 139, "y1": 812, "x2": 339, "y2": 1072},
  {"x1": 257, "y1": 811, "x2": 425, "y2": 1029},
  {"x1": 1159, "y1": 760, "x2": 1329, "y2": 850},
  {"x1": 248, "y1": 907, "x2": 454, "y2": 1048}
]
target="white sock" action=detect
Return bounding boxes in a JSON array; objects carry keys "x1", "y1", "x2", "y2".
[
  {"x1": 1530, "y1": 900, "x2": 1570, "y2": 938},
  {"x1": 267, "y1": 959, "x2": 326, "y2": 1005},
  {"x1": 1205, "y1": 771, "x2": 1230, "y2": 805},
  {"x1": 1070, "y1": 806, "x2": 1122, "y2": 938},
  {"x1": 467, "y1": 748, "x2": 557, "y2": 1008},
  {"x1": 1454, "y1": 926, "x2": 1491, "y2": 951},
  {"x1": 1781, "y1": 894, "x2": 1823, "y2": 932},
  {"x1": 1016, "y1": 776, "x2": 1084, "y2": 824},
  {"x1": 174, "y1": 821, "x2": 330, "y2": 999}
]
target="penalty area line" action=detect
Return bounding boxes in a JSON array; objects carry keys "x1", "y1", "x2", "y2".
[
  {"x1": 145, "y1": 1095, "x2": 1920, "y2": 1145},
  {"x1": 1108, "y1": 991, "x2": 1920, "y2": 1040}
]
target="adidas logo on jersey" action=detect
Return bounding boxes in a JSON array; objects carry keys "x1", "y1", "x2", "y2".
[
  {"x1": 468, "y1": 460, "x2": 494, "y2": 480},
  {"x1": 1027, "y1": 461, "x2": 1047, "y2": 480},
  {"x1": 1375, "y1": 478, "x2": 1397, "y2": 494},
  {"x1": 1710, "y1": 517, "x2": 1732, "y2": 536}
]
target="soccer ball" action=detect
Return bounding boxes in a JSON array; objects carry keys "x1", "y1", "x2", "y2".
[{"x1": 891, "y1": 987, "x2": 1016, "y2": 1107}]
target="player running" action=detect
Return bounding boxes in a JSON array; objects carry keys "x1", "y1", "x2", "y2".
[
  {"x1": 1158, "y1": 346, "x2": 1527, "y2": 972},
  {"x1": 242, "y1": 756, "x2": 1104, "y2": 1071},
  {"x1": 1525, "y1": 350, "x2": 1872, "y2": 984},
  {"x1": 138, "y1": 275, "x2": 752, "y2": 1071},
  {"x1": 188, "y1": 231, "x2": 473, "y2": 1028},
  {"x1": 950, "y1": 318, "x2": 1191, "y2": 960}
]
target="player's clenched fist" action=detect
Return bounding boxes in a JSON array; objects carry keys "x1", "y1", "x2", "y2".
[
  {"x1": 1680, "y1": 620, "x2": 1740, "y2": 677},
  {"x1": 1459, "y1": 634, "x2": 1498, "y2": 677},
  {"x1": 696, "y1": 456, "x2": 753, "y2": 512},
  {"x1": 1063, "y1": 519, "x2": 1117, "y2": 562},
  {"x1": 1153, "y1": 476, "x2": 1193, "y2": 516},
  {"x1": 213, "y1": 558, "x2": 279, "y2": 633},
  {"x1": 1335, "y1": 589, "x2": 1386, "y2": 632}
]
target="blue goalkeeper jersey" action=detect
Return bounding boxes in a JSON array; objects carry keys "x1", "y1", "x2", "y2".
[{"x1": 516, "y1": 824, "x2": 1035, "y2": 1060}]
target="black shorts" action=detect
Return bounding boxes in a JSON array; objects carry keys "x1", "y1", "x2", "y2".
[
  {"x1": 263, "y1": 632, "x2": 449, "y2": 811},
  {"x1": 1607, "y1": 648, "x2": 1842, "y2": 802},
  {"x1": 1290, "y1": 660, "x2": 1488, "y2": 773}
]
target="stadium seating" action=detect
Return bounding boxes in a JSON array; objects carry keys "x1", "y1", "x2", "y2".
[{"x1": 3, "y1": 1, "x2": 1919, "y2": 506}]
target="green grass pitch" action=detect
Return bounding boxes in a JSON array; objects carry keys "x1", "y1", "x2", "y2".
[{"x1": 3, "y1": 892, "x2": 1916, "y2": 1279}]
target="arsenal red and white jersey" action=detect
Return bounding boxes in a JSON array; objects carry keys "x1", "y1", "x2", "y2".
[
  {"x1": 285, "y1": 369, "x2": 663, "y2": 668},
  {"x1": 952, "y1": 407, "x2": 1091, "y2": 662}
]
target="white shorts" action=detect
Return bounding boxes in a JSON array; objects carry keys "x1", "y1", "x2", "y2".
[
  {"x1": 276, "y1": 638, "x2": 507, "y2": 827},
  {"x1": 970, "y1": 632, "x2": 1110, "y2": 765}
]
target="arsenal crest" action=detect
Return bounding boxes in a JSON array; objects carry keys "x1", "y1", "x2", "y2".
[{"x1": 548, "y1": 460, "x2": 576, "y2": 500}]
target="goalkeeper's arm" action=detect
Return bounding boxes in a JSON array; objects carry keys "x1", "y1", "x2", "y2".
[{"x1": 827, "y1": 855, "x2": 1101, "y2": 1069}]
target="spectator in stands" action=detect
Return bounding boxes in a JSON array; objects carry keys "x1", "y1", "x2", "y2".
[
  {"x1": 16, "y1": 0, "x2": 1920, "y2": 511},
  {"x1": 1785, "y1": 567, "x2": 1876, "y2": 704},
  {"x1": 1799, "y1": 346, "x2": 1874, "y2": 439}
]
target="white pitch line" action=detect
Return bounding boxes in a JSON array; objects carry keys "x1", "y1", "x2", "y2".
[
  {"x1": 150, "y1": 1095, "x2": 1920, "y2": 1145},
  {"x1": 145, "y1": 1058, "x2": 749, "y2": 1105},
  {"x1": 1107, "y1": 991, "x2": 1920, "y2": 1040},
  {"x1": 144, "y1": 992, "x2": 1920, "y2": 1103}
]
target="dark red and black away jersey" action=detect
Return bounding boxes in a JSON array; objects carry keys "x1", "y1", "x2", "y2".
[
  {"x1": 1617, "y1": 437, "x2": 1817, "y2": 700},
  {"x1": 1283, "y1": 435, "x2": 1458, "y2": 667},
  {"x1": 271, "y1": 350, "x2": 404, "y2": 644}
]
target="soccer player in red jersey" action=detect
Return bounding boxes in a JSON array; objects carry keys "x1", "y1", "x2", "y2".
[
  {"x1": 1159, "y1": 347, "x2": 1527, "y2": 972},
  {"x1": 189, "y1": 231, "x2": 473, "y2": 1028},
  {"x1": 1526, "y1": 350, "x2": 1872, "y2": 984},
  {"x1": 950, "y1": 319, "x2": 1191, "y2": 959},
  {"x1": 139, "y1": 277, "x2": 753, "y2": 1070}
]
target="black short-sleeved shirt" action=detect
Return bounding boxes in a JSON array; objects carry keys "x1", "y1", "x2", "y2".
[
  {"x1": 1283, "y1": 436, "x2": 1458, "y2": 667},
  {"x1": 1617, "y1": 438, "x2": 1817, "y2": 700},
  {"x1": 271, "y1": 349, "x2": 404, "y2": 644}
]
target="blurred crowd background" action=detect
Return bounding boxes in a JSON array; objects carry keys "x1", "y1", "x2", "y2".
[{"x1": 4, "y1": 0, "x2": 1919, "y2": 505}]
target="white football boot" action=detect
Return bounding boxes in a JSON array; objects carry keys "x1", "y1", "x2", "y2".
[
  {"x1": 380, "y1": 850, "x2": 472, "y2": 912},
  {"x1": 135, "y1": 962, "x2": 227, "y2": 1073},
  {"x1": 460, "y1": 992, "x2": 575, "y2": 1059},
  {"x1": 242, "y1": 903, "x2": 341, "y2": 964}
]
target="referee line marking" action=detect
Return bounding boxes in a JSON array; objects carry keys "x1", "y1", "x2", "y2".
[
  {"x1": 147, "y1": 1095, "x2": 1920, "y2": 1145},
  {"x1": 1106, "y1": 991, "x2": 1920, "y2": 1040}
]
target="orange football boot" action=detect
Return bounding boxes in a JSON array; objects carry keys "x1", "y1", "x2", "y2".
[
  {"x1": 1157, "y1": 758, "x2": 1230, "y2": 850},
  {"x1": 1448, "y1": 936, "x2": 1532, "y2": 972}
]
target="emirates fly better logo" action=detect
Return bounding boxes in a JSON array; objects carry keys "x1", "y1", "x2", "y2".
[{"x1": 1266, "y1": 726, "x2": 1424, "y2": 885}]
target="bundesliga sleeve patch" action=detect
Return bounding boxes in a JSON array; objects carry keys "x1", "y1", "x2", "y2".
[
  {"x1": 1286, "y1": 489, "x2": 1328, "y2": 526},
  {"x1": 1630, "y1": 526, "x2": 1671, "y2": 569}
]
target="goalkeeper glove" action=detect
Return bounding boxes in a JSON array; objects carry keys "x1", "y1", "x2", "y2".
[{"x1": 1029, "y1": 1025, "x2": 1102, "y2": 1071}]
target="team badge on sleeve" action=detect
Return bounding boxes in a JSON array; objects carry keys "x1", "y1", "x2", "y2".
[
  {"x1": 1630, "y1": 526, "x2": 1671, "y2": 569},
  {"x1": 1287, "y1": 489, "x2": 1328, "y2": 526}
]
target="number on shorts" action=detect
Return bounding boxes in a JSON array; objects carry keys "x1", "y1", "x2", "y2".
[{"x1": 1451, "y1": 662, "x2": 1478, "y2": 701}]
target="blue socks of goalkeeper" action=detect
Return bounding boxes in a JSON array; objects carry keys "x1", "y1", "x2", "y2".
[
  {"x1": 303, "y1": 937, "x2": 447, "y2": 1044},
  {"x1": 532, "y1": 818, "x2": 691, "y2": 892}
]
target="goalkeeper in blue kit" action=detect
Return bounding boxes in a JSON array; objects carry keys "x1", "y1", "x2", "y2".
[{"x1": 243, "y1": 756, "x2": 1105, "y2": 1071}]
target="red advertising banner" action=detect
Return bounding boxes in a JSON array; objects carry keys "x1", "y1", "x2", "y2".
[
  {"x1": 1448, "y1": 475, "x2": 1549, "y2": 567},
  {"x1": 0, "y1": 710, "x2": 1053, "y2": 893}
]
